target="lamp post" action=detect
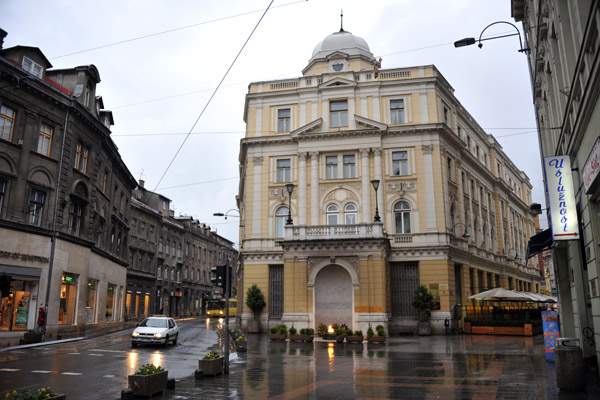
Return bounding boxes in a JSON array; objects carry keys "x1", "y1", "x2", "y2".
[
  {"x1": 220, "y1": 246, "x2": 231, "y2": 374},
  {"x1": 371, "y1": 180, "x2": 381, "y2": 222},
  {"x1": 452, "y1": 222, "x2": 470, "y2": 239},
  {"x1": 454, "y1": 21, "x2": 529, "y2": 53},
  {"x1": 213, "y1": 209, "x2": 240, "y2": 220},
  {"x1": 285, "y1": 183, "x2": 294, "y2": 225}
]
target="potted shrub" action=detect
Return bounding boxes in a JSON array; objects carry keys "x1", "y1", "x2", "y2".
[
  {"x1": 270, "y1": 324, "x2": 287, "y2": 341},
  {"x1": 412, "y1": 285, "x2": 434, "y2": 335},
  {"x1": 288, "y1": 325, "x2": 303, "y2": 342},
  {"x1": 198, "y1": 351, "x2": 224, "y2": 376},
  {"x1": 368, "y1": 325, "x2": 386, "y2": 343},
  {"x1": 245, "y1": 284, "x2": 266, "y2": 333},
  {"x1": 317, "y1": 323, "x2": 327, "y2": 337},
  {"x1": 234, "y1": 331, "x2": 247, "y2": 352},
  {"x1": 128, "y1": 363, "x2": 168, "y2": 397},
  {"x1": 302, "y1": 328, "x2": 315, "y2": 342},
  {"x1": 23, "y1": 330, "x2": 43, "y2": 344},
  {"x1": 346, "y1": 330, "x2": 363, "y2": 343},
  {"x1": 335, "y1": 328, "x2": 345, "y2": 343},
  {"x1": 4, "y1": 387, "x2": 65, "y2": 400}
]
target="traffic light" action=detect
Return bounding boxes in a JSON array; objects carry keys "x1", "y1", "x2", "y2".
[{"x1": 211, "y1": 265, "x2": 226, "y2": 288}]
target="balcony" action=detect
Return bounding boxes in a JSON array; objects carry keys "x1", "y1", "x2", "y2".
[{"x1": 284, "y1": 223, "x2": 384, "y2": 241}]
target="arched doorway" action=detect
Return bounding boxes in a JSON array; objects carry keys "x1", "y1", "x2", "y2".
[{"x1": 314, "y1": 265, "x2": 353, "y2": 330}]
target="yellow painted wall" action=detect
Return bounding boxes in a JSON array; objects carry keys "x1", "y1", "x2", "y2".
[
  {"x1": 242, "y1": 264, "x2": 270, "y2": 314},
  {"x1": 419, "y1": 259, "x2": 453, "y2": 313},
  {"x1": 355, "y1": 257, "x2": 386, "y2": 313}
]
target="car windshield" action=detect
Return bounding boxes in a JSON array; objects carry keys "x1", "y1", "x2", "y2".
[{"x1": 139, "y1": 318, "x2": 167, "y2": 328}]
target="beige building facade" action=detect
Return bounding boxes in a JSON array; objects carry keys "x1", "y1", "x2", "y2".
[{"x1": 237, "y1": 27, "x2": 542, "y2": 334}]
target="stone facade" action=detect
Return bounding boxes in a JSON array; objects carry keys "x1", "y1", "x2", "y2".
[{"x1": 237, "y1": 27, "x2": 542, "y2": 334}]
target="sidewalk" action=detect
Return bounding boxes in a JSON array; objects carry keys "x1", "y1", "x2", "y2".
[{"x1": 154, "y1": 334, "x2": 600, "y2": 400}]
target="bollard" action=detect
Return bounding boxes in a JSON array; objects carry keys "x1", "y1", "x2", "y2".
[
  {"x1": 195, "y1": 368, "x2": 204, "y2": 380},
  {"x1": 120, "y1": 388, "x2": 134, "y2": 400},
  {"x1": 555, "y1": 338, "x2": 586, "y2": 390},
  {"x1": 167, "y1": 377, "x2": 176, "y2": 389}
]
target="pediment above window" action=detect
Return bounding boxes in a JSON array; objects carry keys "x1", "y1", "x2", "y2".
[
  {"x1": 355, "y1": 115, "x2": 387, "y2": 130},
  {"x1": 319, "y1": 77, "x2": 356, "y2": 89},
  {"x1": 291, "y1": 118, "x2": 323, "y2": 137}
]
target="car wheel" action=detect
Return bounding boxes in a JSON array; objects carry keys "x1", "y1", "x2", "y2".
[
  {"x1": 172, "y1": 334, "x2": 177, "y2": 345},
  {"x1": 163, "y1": 335, "x2": 169, "y2": 347},
  {"x1": 131, "y1": 342, "x2": 137, "y2": 348}
]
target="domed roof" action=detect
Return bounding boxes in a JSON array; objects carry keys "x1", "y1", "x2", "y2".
[{"x1": 310, "y1": 29, "x2": 373, "y2": 62}]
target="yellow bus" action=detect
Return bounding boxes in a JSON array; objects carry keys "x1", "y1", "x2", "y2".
[{"x1": 206, "y1": 298, "x2": 237, "y2": 317}]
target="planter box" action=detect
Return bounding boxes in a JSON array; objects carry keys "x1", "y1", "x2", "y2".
[
  {"x1": 335, "y1": 335, "x2": 345, "y2": 343},
  {"x1": 469, "y1": 324, "x2": 543, "y2": 336},
  {"x1": 464, "y1": 322, "x2": 472, "y2": 333},
  {"x1": 346, "y1": 335, "x2": 363, "y2": 343},
  {"x1": 471, "y1": 326, "x2": 495, "y2": 335},
  {"x1": 288, "y1": 334, "x2": 304, "y2": 342},
  {"x1": 235, "y1": 340, "x2": 247, "y2": 352},
  {"x1": 23, "y1": 331, "x2": 42, "y2": 344},
  {"x1": 495, "y1": 326, "x2": 525, "y2": 336},
  {"x1": 198, "y1": 357, "x2": 224, "y2": 376},
  {"x1": 367, "y1": 336, "x2": 385, "y2": 344},
  {"x1": 417, "y1": 322, "x2": 432, "y2": 336},
  {"x1": 304, "y1": 335, "x2": 314, "y2": 342},
  {"x1": 269, "y1": 333, "x2": 286, "y2": 341},
  {"x1": 128, "y1": 370, "x2": 168, "y2": 398}
]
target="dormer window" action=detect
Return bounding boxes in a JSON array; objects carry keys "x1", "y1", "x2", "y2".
[{"x1": 22, "y1": 57, "x2": 43, "y2": 78}]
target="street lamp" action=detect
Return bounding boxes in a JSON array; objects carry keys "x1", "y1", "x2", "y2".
[
  {"x1": 371, "y1": 179, "x2": 381, "y2": 222},
  {"x1": 454, "y1": 21, "x2": 529, "y2": 53},
  {"x1": 285, "y1": 183, "x2": 294, "y2": 225},
  {"x1": 213, "y1": 209, "x2": 240, "y2": 219},
  {"x1": 452, "y1": 222, "x2": 470, "y2": 239}
]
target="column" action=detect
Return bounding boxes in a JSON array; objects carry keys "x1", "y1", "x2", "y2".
[
  {"x1": 251, "y1": 156, "x2": 263, "y2": 237},
  {"x1": 422, "y1": 145, "x2": 437, "y2": 232},
  {"x1": 298, "y1": 153, "x2": 307, "y2": 225},
  {"x1": 310, "y1": 152, "x2": 320, "y2": 225},
  {"x1": 360, "y1": 148, "x2": 371, "y2": 222}
]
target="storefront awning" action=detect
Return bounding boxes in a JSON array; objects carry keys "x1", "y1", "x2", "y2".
[{"x1": 526, "y1": 228, "x2": 553, "y2": 259}]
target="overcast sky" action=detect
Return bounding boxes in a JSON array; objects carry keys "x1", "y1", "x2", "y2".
[{"x1": 1, "y1": 0, "x2": 545, "y2": 246}]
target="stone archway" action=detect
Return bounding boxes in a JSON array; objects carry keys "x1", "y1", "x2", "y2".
[{"x1": 314, "y1": 264, "x2": 353, "y2": 330}]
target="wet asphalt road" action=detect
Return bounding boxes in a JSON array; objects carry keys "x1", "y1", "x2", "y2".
[{"x1": 0, "y1": 317, "x2": 222, "y2": 399}]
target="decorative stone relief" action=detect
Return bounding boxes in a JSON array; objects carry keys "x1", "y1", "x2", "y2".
[
  {"x1": 252, "y1": 156, "x2": 263, "y2": 165},
  {"x1": 422, "y1": 145, "x2": 433, "y2": 154},
  {"x1": 387, "y1": 181, "x2": 416, "y2": 192}
]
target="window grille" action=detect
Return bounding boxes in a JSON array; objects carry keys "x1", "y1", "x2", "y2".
[
  {"x1": 390, "y1": 262, "x2": 419, "y2": 317},
  {"x1": 269, "y1": 265, "x2": 284, "y2": 318}
]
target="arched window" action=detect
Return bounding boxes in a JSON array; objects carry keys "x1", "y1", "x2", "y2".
[
  {"x1": 326, "y1": 204, "x2": 339, "y2": 225},
  {"x1": 275, "y1": 207, "x2": 288, "y2": 238},
  {"x1": 157, "y1": 265, "x2": 162, "y2": 280},
  {"x1": 393, "y1": 201, "x2": 411, "y2": 234},
  {"x1": 344, "y1": 203, "x2": 357, "y2": 224},
  {"x1": 164, "y1": 267, "x2": 169, "y2": 280},
  {"x1": 171, "y1": 268, "x2": 175, "y2": 281}
]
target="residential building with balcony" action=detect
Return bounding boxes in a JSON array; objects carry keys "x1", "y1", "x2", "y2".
[
  {"x1": 0, "y1": 30, "x2": 136, "y2": 338},
  {"x1": 237, "y1": 26, "x2": 542, "y2": 334}
]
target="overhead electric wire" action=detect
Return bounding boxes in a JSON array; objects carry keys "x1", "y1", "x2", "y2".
[
  {"x1": 151, "y1": 0, "x2": 275, "y2": 195},
  {"x1": 49, "y1": 0, "x2": 306, "y2": 60}
]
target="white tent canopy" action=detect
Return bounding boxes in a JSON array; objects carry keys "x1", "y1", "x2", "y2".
[{"x1": 468, "y1": 287, "x2": 557, "y2": 303}]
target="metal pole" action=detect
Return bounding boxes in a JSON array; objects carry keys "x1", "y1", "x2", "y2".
[{"x1": 224, "y1": 257, "x2": 230, "y2": 374}]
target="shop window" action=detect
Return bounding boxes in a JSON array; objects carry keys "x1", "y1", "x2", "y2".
[
  {"x1": 60, "y1": 273, "x2": 78, "y2": 325},
  {"x1": 86, "y1": 279, "x2": 97, "y2": 324},
  {"x1": 144, "y1": 294, "x2": 150, "y2": 317},
  {"x1": 105, "y1": 283, "x2": 115, "y2": 322}
]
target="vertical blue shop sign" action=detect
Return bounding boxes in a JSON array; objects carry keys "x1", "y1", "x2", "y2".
[{"x1": 543, "y1": 155, "x2": 580, "y2": 241}]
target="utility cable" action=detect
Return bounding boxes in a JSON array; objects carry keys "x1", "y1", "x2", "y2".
[{"x1": 151, "y1": 0, "x2": 275, "y2": 195}]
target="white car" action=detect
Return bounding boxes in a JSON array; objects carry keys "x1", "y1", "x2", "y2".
[{"x1": 131, "y1": 316, "x2": 178, "y2": 347}]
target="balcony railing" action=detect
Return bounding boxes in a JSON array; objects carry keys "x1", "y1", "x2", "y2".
[{"x1": 284, "y1": 223, "x2": 384, "y2": 241}]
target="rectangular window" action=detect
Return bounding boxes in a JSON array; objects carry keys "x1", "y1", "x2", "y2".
[
  {"x1": 390, "y1": 99, "x2": 404, "y2": 124},
  {"x1": 68, "y1": 202, "x2": 83, "y2": 236},
  {"x1": 102, "y1": 170, "x2": 108, "y2": 194},
  {"x1": 443, "y1": 107, "x2": 449, "y2": 124},
  {"x1": 276, "y1": 159, "x2": 291, "y2": 182},
  {"x1": 0, "y1": 179, "x2": 5, "y2": 214},
  {"x1": 22, "y1": 56, "x2": 43, "y2": 78},
  {"x1": 74, "y1": 142, "x2": 89, "y2": 173},
  {"x1": 326, "y1": 156, "x2": 338, "y2": 179},
  {"x1": 59, "y1": 273, "x2": 78, "y2": 325},
  {"x1": 269, "y1": 265, "x2": 284, "y2": 318},
  {"x1": 392, "y1": 151, "x2": 408, "y2": 176},
  {"x1": 0, "y1": 105, "x2": 16, "y2": 141},
  {"x1": 37, "y1": 123, "x2": 53, "y2": 156},
  {"x1": 329, "y1": 100, "x2": 348, "y2": 128},
  {"x1": 29, "y1": 189, "x2": 45, "y2": 226},
  {"x1": 343, "y1": 155, "x2": 355, "y2": 178},
  {"x1": 390, "y1": 262, "x2": 420, "y2": 317},
  {"x1": 277, "y1": 108, "x2": 291, "y2": 133},
  {"x1": 447, "y1": 157, "x2": 454, "y2": 181}
]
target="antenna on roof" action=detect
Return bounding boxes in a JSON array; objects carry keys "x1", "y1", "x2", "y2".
[{"x1": 340, "y1": 9, "x2": 345, "y2": 32}]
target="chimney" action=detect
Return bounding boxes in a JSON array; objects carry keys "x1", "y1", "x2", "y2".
[
  {"x1": 0, "y1": 29, "x2": 7, "y2": 50},
  {"x1": 139, "y1": 179, "x2": 145, "y2": 188}
]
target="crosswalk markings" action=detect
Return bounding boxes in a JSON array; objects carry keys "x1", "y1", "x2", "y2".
[
  {"x1": 103, "y1": 375, "x2": 115, "y2": 378},
  {"x1": 0, "y1": 368, "x2": 19, "y2": 372},
  {"x1": 61, "y1": 372, "x2": 82, "y2": 375},
  {"x1": 31, "y1": 370, "x2": 52, "y2": 374},
  {"x1": 89, "y1": 354, "x2": 104, "y2": 356},
  {"x1": 67, "y1": 352, "x2": 80, "y2": 355}
]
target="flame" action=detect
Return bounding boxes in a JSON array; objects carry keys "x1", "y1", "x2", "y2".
[{"x1": 327, "y1": 325, "x2": 334, "y2": 334}]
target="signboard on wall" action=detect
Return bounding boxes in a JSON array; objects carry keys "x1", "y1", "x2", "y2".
[
  {"x1": 543, "y1": 156, "x2": 580, "y2": 241},
  {"x1": 583, "y1": 137, "x2": 600, "y2": 194}
]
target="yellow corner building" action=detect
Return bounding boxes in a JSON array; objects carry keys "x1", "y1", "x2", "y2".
[{"x1": 237, "y1": 26, "x2": 541, "y2": 334}]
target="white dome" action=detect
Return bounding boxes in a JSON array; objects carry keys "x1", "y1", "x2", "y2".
[{"x1": 310, "y1": 30, "x2": 372, "y2": 62}]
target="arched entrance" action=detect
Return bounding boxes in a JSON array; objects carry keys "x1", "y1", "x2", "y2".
[{"x1": 314, "y1": 265, "x2": 353, "y2": 330}]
